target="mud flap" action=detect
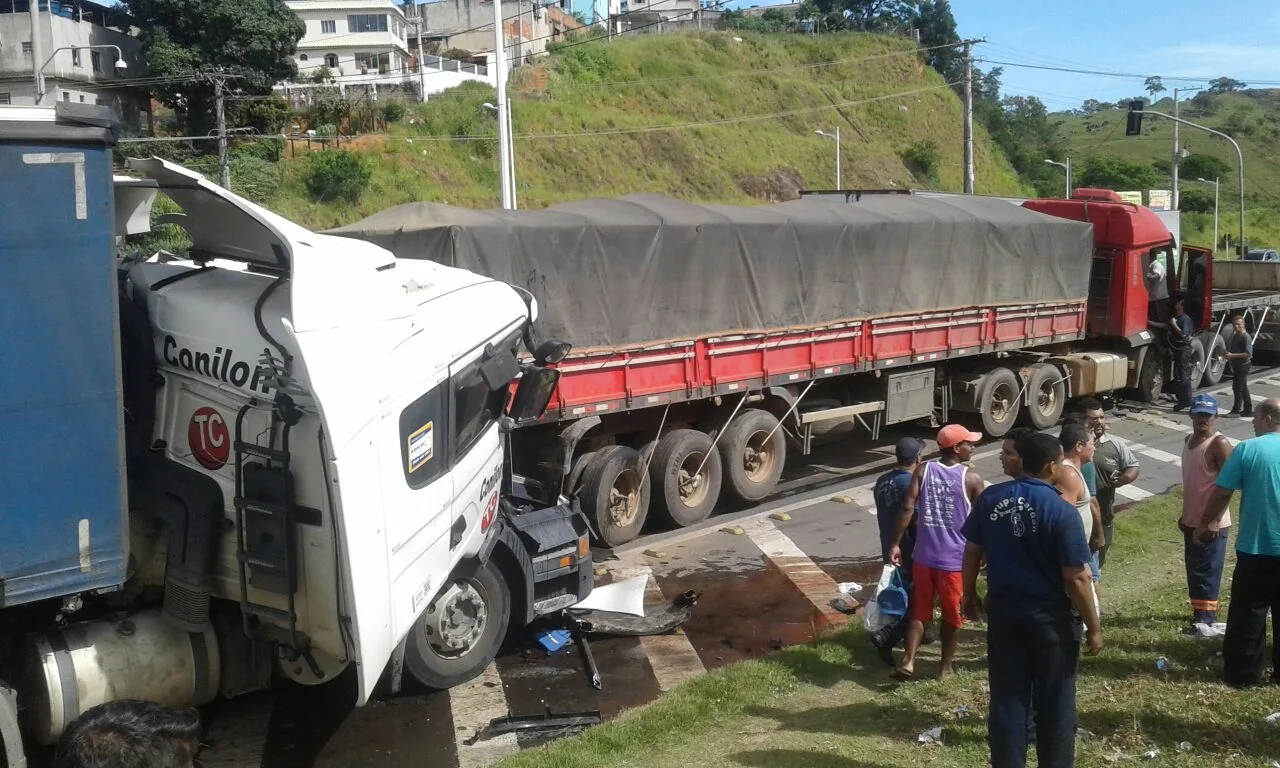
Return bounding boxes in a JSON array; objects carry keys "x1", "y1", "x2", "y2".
[
  {"x1": 565, "y1": 591, "x2": 698, "y2": 637},
  {"x1": 0, "y1": 681, "x2": 27, "y2": 768}
]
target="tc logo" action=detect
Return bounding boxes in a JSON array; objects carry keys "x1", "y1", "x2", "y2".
[{"x1": 188, "y1": 406, "x2": 230, "y2": 470}]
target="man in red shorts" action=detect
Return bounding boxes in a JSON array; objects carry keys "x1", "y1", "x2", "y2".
[{"x1": 889, "y1": 423, "x2": 986, "y2": 679}]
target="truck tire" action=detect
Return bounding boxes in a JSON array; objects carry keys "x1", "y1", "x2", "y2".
[
  {"x1": 581, "y1": 445, "x2": 650, "y2": 547},
  {"x1": 975, "y1": 368, "x2": 1022, "y2": 438},
  {"x1": 719, "y1": 409, "x2": 787, "y2": 502},
  {"x1": 1199, "y1": 332, "x2": 1226, "y2": 387},
  {"x1": 648, "y1": 429, "x2": 723, "y2": 528},
  {"x1": 1019, "y1": 363, "x2": 1066, "y2": 430},
  {"x1": 1188, "y1": 336, "x2": 1207, "y2": 391},
  {"x1": 404, "y1": 559, "x2": 511, "y2": 690},
  {"x1": 1137, "y1": 347, "x2": 1165, "y2": 404}
]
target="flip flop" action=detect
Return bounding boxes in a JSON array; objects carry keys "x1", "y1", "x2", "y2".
[{"x1": 892, "y1": 666, "x2": 914, "y2": 681}]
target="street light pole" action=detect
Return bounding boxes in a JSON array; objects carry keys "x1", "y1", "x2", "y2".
[
  {"x1": 1195, "y1": 176, "x2": 1220, "y2": 255},
  {"x1": 816, "y1": 128, "x2": 840, "y2": 190},
  {"x1": 492, "y1": 0, "x2": 513, "y2": 209},
  {"x1": 34, "y1": 44, "x2": 127, "y2": 105},
  {"x1": 1044, "y1": 157, "x2": 1072, "y2": 199},
  {"x1": 1134, "y1": 109, "x2": 1245, "y2": 258}
]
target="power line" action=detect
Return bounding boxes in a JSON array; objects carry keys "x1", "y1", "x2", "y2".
[{"x1": 976, "y1": 58, "x2": 1280, "y2": 87}]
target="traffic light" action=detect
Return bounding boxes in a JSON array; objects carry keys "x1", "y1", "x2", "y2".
[{"x1": 1125, "y1": 100, "x2": 1145, "y2": 136}]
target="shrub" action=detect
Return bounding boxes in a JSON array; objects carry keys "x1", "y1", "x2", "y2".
[
  {"x1": 900, "y1": 140, "x2": 940, "y2": 182},
  {"x1": 300, "y1": 149, "x2": 371, "y2": 203},
  {"x1": 382, "y1": 101, "x2": 407, "y2": 123}
]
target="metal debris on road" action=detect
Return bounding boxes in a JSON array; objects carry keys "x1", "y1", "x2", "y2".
[
  {"x1": 569, "y1": 591, "x2": 699, "y2": 637},
  {"x1": 465, "y1": 704, "x2": 603, "y2": 745}
]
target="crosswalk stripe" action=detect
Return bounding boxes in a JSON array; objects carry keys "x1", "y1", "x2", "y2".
[
  {"x1": 1115, "y1": 485, "x2": 1154, "y2": 502},
  {"x1": 1136, "y1": 445, "x2": 1182, "y2": 466},
  {"x1": 744, "y1": 519, "x2": 848, "y2": 632},
  {"x1": 450, "y1": 662, "x2": 518, "y2": 768},
  {"x1": 1128, "y1": 413, "x2": 1193, "y2": 433},
  {"x1": 609, "y1": 565, "x2": 706, "y2": 692}
]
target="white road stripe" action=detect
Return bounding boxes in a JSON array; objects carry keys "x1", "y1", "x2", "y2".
[
  {"x1": 1135, "y1": 445, "x2": 1182, "y2": 466},
  {"x1": 1254, "y1": 378, "x2": 1280, "y2": 389},
  {"x1": 847, "y1": 482, "x2": 876, "y2": 511},
  {"x1": 1129, "y1": 413, "x2": 1193, "y2": 433},
  {"x1": 744, "y1": 519, "x2": 848, "y2": 631},
  {"x1": 610, "y1": 565, "x2": 706, "y2": 692},
  {"x1": 1115, "y1": 485, "x2": 1154, "y2": 502},
  {"x1": 450, "y1": 662, "x2": 517, "y2": 768}
]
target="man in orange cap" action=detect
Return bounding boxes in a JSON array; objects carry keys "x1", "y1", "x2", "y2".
[{"x1": 888, "y1": 423, "x2": 986, "y2": 679}]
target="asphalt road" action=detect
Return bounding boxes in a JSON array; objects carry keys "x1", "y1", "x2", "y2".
[{"x1": 172, "y1": 369, "x2": 1280, "y2": 768}]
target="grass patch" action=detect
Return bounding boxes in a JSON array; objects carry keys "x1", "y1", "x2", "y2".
[{"x1": 496, "y1": 490, "x2": 1280, "y2": 768}]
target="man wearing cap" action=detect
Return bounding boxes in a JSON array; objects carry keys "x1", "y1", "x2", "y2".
[
  {"x1": 889, "y1": 424, "x2": 986, "y2": 680},
  {"x1": 1180, "y1": 394, "x2": 1233, "y2": 630},
  {"x1": 872, "y1": 437, "x2": 927, "y2": 666}
]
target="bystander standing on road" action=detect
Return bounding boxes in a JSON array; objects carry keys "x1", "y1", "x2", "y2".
[
  {"x1": 889, "y1": 424, "x2": 985, "y2": 680},
  {"x1": 1197, "y1": 399, "x2": 1280, "y2": 688},
  {"x1": 963, "y1": 431, "x2": 1102, "y2": 768},
  {"x1": 1226, "y1": 313, "x2": 1254, "y2": 417},
  {"x1": 1180, "y1": 395, "x2": 1233, "y2": 631},
  {"x1": 1082, "y1": 398, "x2": 1141, "y2": 571}
]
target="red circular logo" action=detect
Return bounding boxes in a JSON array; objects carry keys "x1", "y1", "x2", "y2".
[{"x1": 188, "y1": 406, "x2": 230, "y2": 470}]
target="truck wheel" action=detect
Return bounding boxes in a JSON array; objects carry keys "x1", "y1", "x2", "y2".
[
  {"x1": 719, "y1": 409, "x2": 787, "y2": 502},
  {"x1": 1137, "y1": 347, "x2": 1165, "y2": 404},
  {"x1": 404, "y1": 560, "x2": 510, "y2": 690},
  {"x1": 581, "y1": 445, "x2": 650, "y2": 547},
  {"x1": 1188, "y1": 336, "x2": 1207, "y2": 390},
  {"x1": 1019, "y1": 363, "x2": 1066, "y2": 430},
  {"x1": 976, "y1": 368, "x2": 1022, "y2": 438},
  {"x1": 1200, "y1": 333, "x2": 1227, "y2": 387},
  {"x1": 648, "y1": 429, "x2": 723, "y2": 528}
]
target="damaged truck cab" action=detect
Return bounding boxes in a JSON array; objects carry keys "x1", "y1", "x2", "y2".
[{"x1": 0, "y1": 104, "x2": 591, "y2": 764}]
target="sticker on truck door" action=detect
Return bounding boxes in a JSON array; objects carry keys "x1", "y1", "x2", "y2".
[
  {"x1": 188, "y1": 406, "x2": 230, "y2": 470},
  {"x1": 407, "y1": 421, "x2": 434, "y2": 472}
]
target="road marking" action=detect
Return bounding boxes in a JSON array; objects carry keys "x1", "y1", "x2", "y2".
[
  {"x1": 1128, "y1": 413, "x2": 1193, "y2": 433},
  {"x1": 1130, "y1": 444, "x2": 1182, "y2": 466},
  {"x1": 449, "y1": 662, "x2": 517, "y2": 768},
  {"x1": 744, "y1": 519, "x2": 847, "y2": 632},
  {"x1": 1254, "y1": 378, "x2": 1280, "y2": 389},
  {"x1": 611, "y1": 565, "x2": 706, "y2": 692},
  {"x1": 848, "y1": 482, "x2": 876, "y2": 510},
  {"x1": 1115, "y1": 485, "x2": 1154, "y2": 502}
]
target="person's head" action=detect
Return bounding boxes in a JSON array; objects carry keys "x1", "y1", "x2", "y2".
[
  {"x1": 53, "y1": 700, "x2": 201, "y2": 768},
  {"x1": 1000, "y1": 427, "x2": 1035, "y2": 478},
  {"x1": 894, "y1": 437, "x2": 925, "y2": 470},
  {"x1": 1253, "y1": 398, "x2": 1280, "y2": 437},
  {"x1": 1059, "y1": 422, "x2": 1095, "y2": 463},
  {"x1": 1016, "y1": 432, "x2": 1062, "y2": 481},
  {"x1": 1232, "y1": 313, "x2": 1246, "y2": 334},
  {"x1": 937, "y1": 423, "x2": 982, "y2": 462},
  {"x1": 1190, "y1": 394, "x2": 1220, "y2": 436},
  {"x1": 1172, "y1": 297, "x2": 1186, "y2": 316},
  {"x1": 1080, "y1": 397, "x2": 1107, "y2": 439}
]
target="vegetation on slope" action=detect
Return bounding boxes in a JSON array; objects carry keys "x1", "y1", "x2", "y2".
[{"x1": 254, "y1": 32, "x2": 1028, "y2": 229}]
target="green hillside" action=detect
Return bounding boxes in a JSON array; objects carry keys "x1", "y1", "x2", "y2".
[
  {"x1": 1054, "y1": 90, "x2": 1280, "y2": 254},
  {"x1": 261, "y1": 32, "x2": 1029, "y2": 229}
]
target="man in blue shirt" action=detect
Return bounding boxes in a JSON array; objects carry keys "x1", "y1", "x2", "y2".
[
  {"x1": 1164, "y1": 297, "x2": 1196, "y2": 412},
  {"x1": 1195, "y1": 398, "x2": 1280, "y2": 688},
  {"x1": 871, "y1": 437, "x2": 926, "y2": 666},
  {"x1": 962, "y1": 431, "x2": 1103, "y2": 768}
]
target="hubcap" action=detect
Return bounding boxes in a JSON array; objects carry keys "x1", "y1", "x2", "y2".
[
  {"x1": 1036, "y1": 381, "x2": 1058, "y2": 417},
  {"x1": 424, "y1": 581, "x2": 488, "y2": 658},
  {"x1": 676, "y1": 451, "x2": 710, "y2": 508},
  {"x1": 608, "y1": 469, "x2": 642, "y2": 528},
  {"x1": 990, "y1": 383, "x2": 1015, "y2": 423},
  {"x1": 743, "y1": 431, "x2": 777, "y2": 483}
]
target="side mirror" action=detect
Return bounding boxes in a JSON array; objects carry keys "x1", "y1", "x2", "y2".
[{"x1": 508, "y1": 365, "x2": 561, "y2": 424}]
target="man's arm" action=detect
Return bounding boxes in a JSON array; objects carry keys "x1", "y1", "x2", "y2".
[
  {"x1": 1207, "y1": 435, "x2": 1233, "y2": 474},
  {"x1": 961, "y1": 542, "x2": 985, "y2": 619},
  {"x1": 965, "y1": 468, "x2": 985, "y2": 504},
  {"x1": 1089, "y1": 498, "x2": 1105, "y2": 551},
  {"x1": 1063, "y1": 563, "x2": 1103, "y2": 655},
  {"x1": 1196, "y1": 486, "x2": 1236, "y2": 541},
  {"x1": 1055, "y1": 468, "x2": 1083, "y2": 504},
  {"x1": 1115, "y1": 439, "x2": 1141, "y2": 486},
  {"x1": 888, "y1": 465, "x2": 924, "y2": 563}
]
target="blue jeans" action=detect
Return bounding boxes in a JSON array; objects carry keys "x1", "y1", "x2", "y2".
[{"x1": 988, "y1": 610, "x2": 1081, "y2": 768}]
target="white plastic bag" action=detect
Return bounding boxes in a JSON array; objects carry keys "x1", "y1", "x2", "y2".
[{"x1": 862, "y1": 564, "x2": 899, "y2": 634}]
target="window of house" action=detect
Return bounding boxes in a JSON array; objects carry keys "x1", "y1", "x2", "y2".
[
  {"x1": 348, "y1": 14, "x2": 389, "y2": 33},
  {"x1": 79, "y1": 95, "x2": 85, "y2": 102},
  {"x1": 22, "y1": 41, "x2": 33, "y2": 58},
  {"x1": 354, "y1": 51, "x2": 392, "y2": 74},
  {"x1": 0, "y1": 93, "x2": 11, "y2": 105},
  {"x1": 324, "y1": 53, "x2": 339, "y2": 68},
  {"x1": 299, "y1": 53, "x2": 309, "y2": 61},
  {"x1": 72, "y1": 48, "x2": 82, "y2": 66},
  {"x1": 91, "y1": 51, "x2": 102, "y2": 73},
  {"x1": 63, "y1": 92, "x2": 71, "y2": 102},
  {"x1": 321, "y1": 19, "x2": 336, "y2": 33}
]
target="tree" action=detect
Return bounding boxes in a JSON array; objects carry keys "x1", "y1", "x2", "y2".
[
  {"x1": 1207, "y1": 77, "x2": 1247, "y2": 94},
  {"x1": 1179, "y1": 153, "x2": 1232, "y2": 181},
  {"x1": 1144, "y1": 76, "x2": 1166, "y2": 98},
  {"x1": 123, "y1": 0, "x2": 305, "y2": 135},
  {"x1": 1076, "y1": 156, "x2": 1163, "y2": 191},
  {"x1": 912, "y1": 1, "x2": 962, "y2": 83},
  {"x1": 1080, "y1": 99, "x2": 1107, "y2": 116}
]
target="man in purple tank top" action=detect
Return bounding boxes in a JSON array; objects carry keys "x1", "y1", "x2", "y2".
[{"x1": 889, "y1": 424, "x2": 986, "y2": 680}]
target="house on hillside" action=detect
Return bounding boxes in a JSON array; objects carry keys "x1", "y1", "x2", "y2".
[
  {"x1": 405, "y1": 0, "x2": 583, "y2": 73},
  {"x1": 614, "y1": 0, "x2": 716, "y2": 35},
  {"x1": 0, "y1": 0, "x2": 145, "y2": 130}
]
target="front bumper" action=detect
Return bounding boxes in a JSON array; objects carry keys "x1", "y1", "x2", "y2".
[{"x1": 498, "y1": 496, "x2": 594, "y2": 623}]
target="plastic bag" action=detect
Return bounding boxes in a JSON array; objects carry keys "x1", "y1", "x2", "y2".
[{"x1": 863, "y1": 564, "x2": 907, "y2": 634}]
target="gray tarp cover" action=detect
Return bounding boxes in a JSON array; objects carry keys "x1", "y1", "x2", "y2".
[{"x1": 328, "y1": 194, "x2": 1094, "y2": 352}]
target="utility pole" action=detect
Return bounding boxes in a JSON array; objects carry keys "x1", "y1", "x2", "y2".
[
  {"x1": 415, "y1": 10, "x2": 427, "y2": 103},
  {"x1": 962, "y1": 40, "x2": 974, "y2": 194},
  {"x1": 507, "y1": 96, "x2": 517, "y2": 209},
  {"x1": 492, "y1": 0, "x2": 513, "y2": 209},
  {"x1": 213, "y1": 73, "x2": 230, "y2": 190},
  {"x1": 30, "y1": 0, "x2": 46, "y2": 104},
  {"x1": 1171, "y1": 87, "x2": 1181, "y2": 210}
]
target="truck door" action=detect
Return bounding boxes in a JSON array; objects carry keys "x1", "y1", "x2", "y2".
[{"x1": 1180, "y1": 245, "x2": 1214, "y2": 331}]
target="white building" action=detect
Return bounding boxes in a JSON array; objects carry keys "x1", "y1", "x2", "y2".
[{"x1": 0, "y1": 0, "x2": 145, "y2": 130}]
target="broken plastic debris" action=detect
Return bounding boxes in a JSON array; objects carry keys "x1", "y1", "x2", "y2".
[
  {"x1": 917, "y1": 726, "x2": 944, "y2": 744},
  {"x1": 571, "y1": 575, "x2": 648, "y2": 617},
  {"x1": 1265, "y1": 712, "x2": 1280, "y2": 724},
  {"x1": 1144, "y1": 749, "x2": 1160, "y2": 759},
  {"x1": 837, "y1": 582, "x2": 863, "y2": 596},
  {"x1": 954, "y1": 705, "x2": 970, "y2": 719},
  {"x1": 1155, "y1": 656, "x2": 1169, "y2": 672},
  {"x1": 1179, "y1": 741, "x2": 1192, "y2": 752},
  {"x1": 1192, "y1": 622, "x2": 1227, "y2": 638},
  {"x1": 1077, "y1": 728, "x2": 1096, "y2": 740}
]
